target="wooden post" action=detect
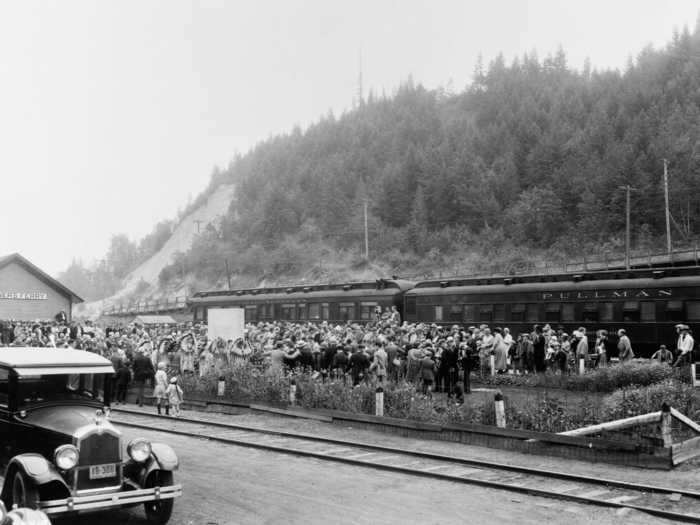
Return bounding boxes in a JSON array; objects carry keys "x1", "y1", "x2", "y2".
[
  {"x1": 579, "y1": 358, "x2": 585, "y2": 375},
  {"x1": 661, "y1": 402, "x2": 672, "y2": 448},
  {"x1": 490, "y1": 354, "x2": 495, "y2": 377},
  {"x1": 495, "y1": 391, "x2": 506, "y2": 428},
  {"x1": 375, "y1": 387, "x2": 384, "y2": 417},
  {"x1": 217, "y1": 376, "x2": 225, "y2": 397},
  {"x1": 692, "y1": 363, "x2": 698, "y2": 388},
  {"x1": 289, "y1": 379, "x2": 297, "y2": 406}
]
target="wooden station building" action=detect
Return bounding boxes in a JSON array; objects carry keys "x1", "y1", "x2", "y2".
[{"x1": 0, "y1": 253, "x2": 83, "y2": 321}]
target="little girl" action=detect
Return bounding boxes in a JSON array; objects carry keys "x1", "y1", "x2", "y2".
[
  {"x1": 165, "y1": 377, "x2": 184, "y2": 417},
  {"x1": 154, "y1": 362, "x2": 169, "y2": 416}
]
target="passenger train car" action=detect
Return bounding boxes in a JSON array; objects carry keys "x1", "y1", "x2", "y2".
[
  {"x1": 189, "y1": 267, "x2": 700, "y2": 356},
  {"x1": 404, "y1": 267, "x2": 700, "y2": 356},
  {"x1": 188, "y1": 279, "x2": 415, "y2": 324}
]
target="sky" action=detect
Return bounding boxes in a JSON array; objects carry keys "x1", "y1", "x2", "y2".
[{"x1": 0, "y1": 1, "x2": 698, "y2": 275}]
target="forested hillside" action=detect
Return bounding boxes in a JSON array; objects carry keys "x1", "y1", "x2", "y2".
[{"x1": 64, "y1": 22, "x2": 700, "y2": 299}]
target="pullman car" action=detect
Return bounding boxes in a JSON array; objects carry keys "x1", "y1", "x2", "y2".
[
  {"x1": 405, "y1": 267, "x2": 700, "y2": 357},
  {"x1": 188, "y1": 279, "x2": 415, "y2": 325}
]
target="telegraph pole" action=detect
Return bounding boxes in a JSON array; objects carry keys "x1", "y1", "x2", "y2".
[
  {"x1": 663, "y1": 159, "x2": 672, "y2": 256},
  {"x1": 224, "y1": 259, "x2": 232, "y2": 290},
  {"x1": 364, "y1": 199, "x2": 369, "y2": 260},
  {"x1": 619, "y1": 185, "x2": 635, "y2": 270}
]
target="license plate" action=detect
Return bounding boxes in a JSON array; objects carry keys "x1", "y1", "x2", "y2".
[{"x1": 89, "y1": 464, "x2": 117, "y2": 479}]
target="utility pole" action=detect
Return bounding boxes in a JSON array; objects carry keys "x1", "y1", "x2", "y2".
[
  {"x1": 224, "y1": 259, "x2": 232, "y2": 290},
  {"x1": 663, "y1": 159, "x2": 672, "y2": 257},
  {"x1": 363, "y1": 199, "x2": 369, "y2": 260},
  {"x1": 619, "y1": 185, "x2": 636, "y2": 270}
]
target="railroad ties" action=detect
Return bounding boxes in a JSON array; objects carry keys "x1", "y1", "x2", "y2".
[{"x1": 111, "y1": 408, "x2": 700, "y2": 523}]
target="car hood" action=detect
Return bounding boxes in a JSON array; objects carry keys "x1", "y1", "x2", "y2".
[{"x1": 21, "y1": 405, "x2": 106, "y2": 436}]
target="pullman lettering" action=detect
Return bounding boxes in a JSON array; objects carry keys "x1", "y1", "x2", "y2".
[{"x1": 541, "y1": 289, "x2": 672, "y2": 300}]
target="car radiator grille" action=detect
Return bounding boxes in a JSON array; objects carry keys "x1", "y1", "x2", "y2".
[{"x1": 75, "y1": 432, "x2": 122, "y2": 491}]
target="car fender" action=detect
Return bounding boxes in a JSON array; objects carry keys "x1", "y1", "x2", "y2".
[
  {"x1": 1, "y1": 454, "x2": 68, "y2": 501},
  {"x1": 138, "y1": 442, "x2": 178, "y2": 486},
  {"x1": 150, "y1": 443, "x2": 178, "y2": 471}
]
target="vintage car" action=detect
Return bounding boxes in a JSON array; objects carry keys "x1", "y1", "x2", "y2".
[{"x1": 0, "y1": 348, "x2": 181, "y2": 523}]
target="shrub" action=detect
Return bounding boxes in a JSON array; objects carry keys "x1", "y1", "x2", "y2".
[
  {"x1": 479, "y1": 360, "x2": 679, "y2": 393},
  {"x1": 601, "y1": 379, "x2": 696, "y2": 421}
]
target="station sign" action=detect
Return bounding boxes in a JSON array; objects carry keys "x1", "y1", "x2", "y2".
[{"x1": 0, "y1": 292, "x2": 49, "y2": 300}]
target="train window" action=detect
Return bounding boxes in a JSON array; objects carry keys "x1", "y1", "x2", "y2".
[
  {"x1": 640, "y1": 302, "x2": 656, "y2": 321},
  {"x1": 622, "y1": 301, "x2": 640, "y2": 322},
  {"x1": 297, "y1": 304, "x2": 307, "y2": 320},
  {"x1": 494, "y1": 304, "x2": 505, "y2": 322},
  {"x1": 264, "y1": 304, "x2": 274, "y2": 318},
  {"x1": 360, "y1": 302, "x2": 378, "y2": 320},
  {"x1": 665, "y1": 300, "x2": 684, "y2": 322},
  {"x1": 526, "y1": 304, "x2": 539, "y2": 323},
  {"x1": 244, "y1": 305, "x2": 257, "y2": 322},
  {"x1": 479, "y1": 305, "x2": 493, "y2": 323},
  {"x1": 339, "y1": 302, "x2": 355, "y2": 321},
  {"x1": 321, "y1": 303, "x2": 330, "y2": 320},
  {"x1": 449, "y1": 305, "x2": 462, "y2": 322},
  {"x1": 600, "y1": 302, "x2": 614, "y2": 322},
  {"x1": 561, "y1": 303, "x2": 575, "y2": 322},
  {"x1": 582, "y1": 303, "x2": 598, "y2": 323},
  {"x1": 463, "y1": 304, "x2": 476, "y2": 323},
  {"x1": 435, "y1": 306, "x2": 444, "y2": 322},
  {"x1": 194, "y1": 307, "x2": 204, "y2": 321},
  {"x1": 545, "y1": 303, "x2": 560, "y2": 323},
  {"x1": 510, "y1": 304, "x2": 525, "y2": 322},
  {"x1": 308, "y1": 303, "x2": 321, "y2": 320},
  {"x1": 687, "y1": 302, "x2": 700, "y2": 321},
  {"x1": 405, "y1": 297, "x2": 416, "y2": 316},
  {"x1": 282, "y1": 304, "x2": 296, "y2": 320}
]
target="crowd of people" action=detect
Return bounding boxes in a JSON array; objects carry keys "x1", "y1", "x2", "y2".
[{"x1": 0, "y1": 314, "x2": 694, "y2": 407}]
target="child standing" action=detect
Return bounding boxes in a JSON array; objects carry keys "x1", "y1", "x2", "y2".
[
  {"x1": 154, "y1": 362, "x2": 169, "y2": 416},
  {"x1": 165, "y1": 377, "x2": 184, "y2": 417}
]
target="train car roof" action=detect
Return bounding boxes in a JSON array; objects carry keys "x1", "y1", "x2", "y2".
[
  {"x1": 407, "y1": 274, "x2": 700, "y2": 297},
  {"x1": 411, "y1": 266, "x2": 700, "y2": 291},
  {"x1": 189, "y1": 279, "x2": 415, "y2": 305}
]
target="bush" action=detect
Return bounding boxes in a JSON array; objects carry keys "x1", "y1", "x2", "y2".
[
  {"x1": 601, "y1": 379, "x2": 696, "y2": 421},
  {"x1": 479, "y1": 360, "x2": 679, "y2": 393},
  {"x1": 505, "y1": 393, "x2": 600, "y2": 433}
]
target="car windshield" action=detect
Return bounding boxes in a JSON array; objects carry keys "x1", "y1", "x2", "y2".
[{"x1": 17, "y1": 373, "x2": 109, "y2": 407}]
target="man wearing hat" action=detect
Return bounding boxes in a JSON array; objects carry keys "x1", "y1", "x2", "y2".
[{"x1": 674, "y1": 324, "x2": 694, "y2": 367}]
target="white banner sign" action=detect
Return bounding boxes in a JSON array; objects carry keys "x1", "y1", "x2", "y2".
[{"x1": 207, "y1": 307, "x2": 245, "y2": 342}]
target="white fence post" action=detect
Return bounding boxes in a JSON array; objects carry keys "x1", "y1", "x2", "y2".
[
  {"x1": 375, "y1": 387, "x2": 384, "y2": 417},
  {"x1": 495, "y1": 391, "x2": 506, "y2": 428}
]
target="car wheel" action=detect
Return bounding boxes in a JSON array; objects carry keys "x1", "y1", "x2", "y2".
[
  {"x1": 143, "y1": 470, "x2": 174, "y2": 524},
  {"x1": 11, "y1": 471, "x2": 39, "y2": 510}
]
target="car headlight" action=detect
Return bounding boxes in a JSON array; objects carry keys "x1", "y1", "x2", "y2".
[
  {"x1": 54, "y1": 445, "x2": 79, "y2": 470},
  {"x1": 127, "y1": 438, "x2": 152, "y2": 463}
]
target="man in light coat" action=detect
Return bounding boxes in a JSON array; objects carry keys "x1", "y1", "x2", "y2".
[{"x1": 617, "y1": 329, "x2": 634, "y2": 362}]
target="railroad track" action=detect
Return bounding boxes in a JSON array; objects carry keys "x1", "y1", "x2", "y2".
[{"x1": 111, "y1": 408, "x2": 700, "y2": 523}]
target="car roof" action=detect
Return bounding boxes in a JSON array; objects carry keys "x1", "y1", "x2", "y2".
[{"x1": 0, "y1": 348, "x2": 113, "y2": 371}]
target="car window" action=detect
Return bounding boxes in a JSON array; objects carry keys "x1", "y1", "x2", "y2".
[
  {"x1": 0, "y1": 368, "x2": 8, "y2": 406},
  {"x1": 17, "y1": 373, "x2": 108, "y2": 407}
]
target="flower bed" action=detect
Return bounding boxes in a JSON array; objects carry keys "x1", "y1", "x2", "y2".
[{"x1": 179, "y1": 361, "x2": 697, "y2": 434}]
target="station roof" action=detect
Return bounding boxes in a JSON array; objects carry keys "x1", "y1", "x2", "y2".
[
  {"x1": 0, "y1": 348, "x2": 114, "y2": 376},
  {"x1": 0, "y1": 253, "x2": 84, "y2": 303}
]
